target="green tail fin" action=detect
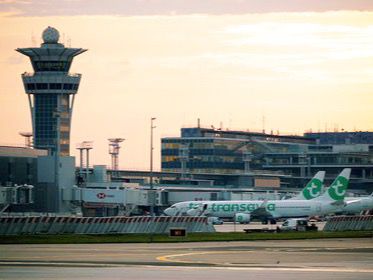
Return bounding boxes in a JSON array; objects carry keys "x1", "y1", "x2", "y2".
[
  {"x1": 302, "y1": 171, "x2": 325, "y2": 200},
  {"x1": 318, "y1": 168, "x2": 351, "y2": 201}
]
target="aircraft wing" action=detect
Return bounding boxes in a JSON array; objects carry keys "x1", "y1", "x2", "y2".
[
  {"x1": 250, "y1": 200, "x2": 273, "y2": 219},
  {"x1": 343, "y1": 199, "x2": 361, "y2": 205},
  {"x1": 331, "y1": 200, "x2": 347, "y2": 206}
]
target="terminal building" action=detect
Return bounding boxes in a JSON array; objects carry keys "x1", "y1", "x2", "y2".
[
  {"x1": 161, "y1": 127, "x2": 373, "y2": 193},
  {"x1": 162, "y1": 127, "x2": 313, "y2": 174}
]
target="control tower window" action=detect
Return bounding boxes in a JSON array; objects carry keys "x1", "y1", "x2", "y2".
[
  {"x1": 50, "y1": 83, "x2": 62, "y2": 90},
  {"x1": 34, "y1": 61, "x2": 68, "y2": 72},
  {"x1": 63, "y1": 83, "x2": 73, "y2": 90},
  {"x1": 36, "y1": 83, "x2": 48, "y2": 90},
  {"x1": 26, "y1": 83, "x2": 35, "y2": 90}
]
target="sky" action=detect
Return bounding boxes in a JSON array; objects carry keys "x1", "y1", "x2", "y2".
[{"x1": 0, "y1": 1, "x2": 373, "y2": 170}]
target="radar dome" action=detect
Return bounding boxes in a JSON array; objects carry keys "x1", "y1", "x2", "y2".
[{"x1": 42, "y1": 26, "x2": 60, "y2": 43}]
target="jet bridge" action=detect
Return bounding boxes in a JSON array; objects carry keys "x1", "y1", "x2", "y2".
[{"x1": 0, "y1": 185, "x2": 34, "y2": 213}]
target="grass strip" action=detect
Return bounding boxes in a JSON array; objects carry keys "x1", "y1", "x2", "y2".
[{"x1": 0, "y1": 230, "x2": 372, "y2": 244}]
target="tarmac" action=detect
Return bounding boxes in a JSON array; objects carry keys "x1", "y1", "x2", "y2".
[{"x1": 1, "y1": 237, "x2": 372, "y2": 280}]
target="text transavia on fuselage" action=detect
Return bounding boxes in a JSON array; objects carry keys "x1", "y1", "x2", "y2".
[{"x1": 163, "y1": 169, "x2": 351, "y2": 223}]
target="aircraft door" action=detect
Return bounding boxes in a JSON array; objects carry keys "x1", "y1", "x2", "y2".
[{"x1": 316, "y1": 203, "x2": 322, "y2": 214}]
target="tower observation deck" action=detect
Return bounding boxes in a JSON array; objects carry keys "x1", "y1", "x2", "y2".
[{"x1": 16, "y1": 26, "x2": 87, "y2": 156}]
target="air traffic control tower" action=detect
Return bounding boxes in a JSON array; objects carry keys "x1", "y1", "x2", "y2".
[{"x1": 17, "y1": 26, "x2": 87, "y2": 156}]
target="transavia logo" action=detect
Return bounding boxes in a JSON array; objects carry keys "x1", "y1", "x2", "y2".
[
  {"x1": 189, "y1": 203, "x2": 276, "y2": 212},
  {"x1": 189, "y1": 203, "x2": 200, "y2": 209},
  {"x1": 328, "y1": 176, "x2": 348, "y2": 200},
  {"x1": 303, "y1": 179, "x2": 322, "y2": 200},
  {"x1": 266, "y1": 203, "x2": 276, "y2": 211}
]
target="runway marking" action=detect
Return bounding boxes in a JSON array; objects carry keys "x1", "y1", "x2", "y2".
[
  {"x1": 151, "y1": 265, "x2": 373, "y2": 273},
  {"x1": 156, "y1": 251, "x2": 373, "y2": 273},
  {"x1": 156, "y1": 252, "x2": 216, "y2": 263},
  {"x1": 152, "y1": 262, "x2": 373, "y2": 273}
]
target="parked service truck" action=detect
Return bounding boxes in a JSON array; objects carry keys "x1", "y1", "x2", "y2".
[{"x1": 280, "y1": 218, "x2": 318, "y2": 232}]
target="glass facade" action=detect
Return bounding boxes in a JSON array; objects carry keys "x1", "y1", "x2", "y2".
[
  {"x1": 305, "y1": 132, "x2": 373, "y2": 145},
  {"x1": 34, "y1": 94, "x2": 71, "y2": 156},
  {"x1": 26, "y1": 83, "x2": 79, "y2": 91},
  {"x1": 162, "y1": 129, "x2": 310, "y2": 174},
  {"x1": 33, "y1": 61, "x2": 71, "y2": 72}
]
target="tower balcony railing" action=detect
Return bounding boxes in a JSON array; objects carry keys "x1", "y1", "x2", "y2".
[
  {"x1": 22, "y1": 72, "x2": 81, "y2": 78},
  {"x1": 22, "y1": 72, "x2": 82, "y2": 94}
]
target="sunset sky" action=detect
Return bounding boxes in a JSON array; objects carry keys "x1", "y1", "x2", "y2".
[{"x1": 0, "y1": 1, "x2": 373, "y2": 170}]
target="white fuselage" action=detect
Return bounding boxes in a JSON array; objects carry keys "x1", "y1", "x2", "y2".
[{"x1": 164, "y1": 199, "x2": 341, "y2": 219}]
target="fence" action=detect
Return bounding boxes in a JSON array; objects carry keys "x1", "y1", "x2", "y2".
[
  {"x1": 0, "y1": 216, "x2": 214, "y2": 235},
  {"x1": 323, "y1": 215, "x2": 373, "y2": 231}
]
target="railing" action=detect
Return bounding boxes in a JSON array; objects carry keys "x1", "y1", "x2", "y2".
[
  {"x1": 180, "y1": 125, "x2": 305, "y2": 137},
  {"x1": 0, "y1": 216, "x2": 214, "y2": 235},
  {"x1": 323, "y1": 215, "x2": 373, "y2": 231},
  {"x1": 22, "y1": 72, "x2": 81, "y2": 78}
]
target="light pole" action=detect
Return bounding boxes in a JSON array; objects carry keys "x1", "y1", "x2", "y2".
[
  {"x1": 76, "y1": 141, "x2": 93, "y2": 186},
  {"x1": 150, "y1": 117, "x2": 156, "y2": 216},
  {"x1": 108, "y1": 138, "x2": 125, "y2": 178}
]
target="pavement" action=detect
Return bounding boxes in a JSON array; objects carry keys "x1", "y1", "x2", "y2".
[{"x1": 0, "y1": 237, "x2": 372, "y2": 280}]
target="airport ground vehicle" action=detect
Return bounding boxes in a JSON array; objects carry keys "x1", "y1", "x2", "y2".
[{"x1": 280, "y1": 218, "x2": 318, "y2": 231}]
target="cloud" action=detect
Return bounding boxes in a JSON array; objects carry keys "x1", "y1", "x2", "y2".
[
  {"x1": 0, "y1": 0, "x2": 31, "y2": 4},
  {"x1": 1, "y1": 0, "x2": 373, "y2": 16},
  {"x1": 3, "y1": 55, "x2": 23, "y2": 64}
]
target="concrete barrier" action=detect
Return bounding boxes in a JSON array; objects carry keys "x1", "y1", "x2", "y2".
[
  {"x1": 0, "y1": 215, "x2": 214, "y2": 235},
  {"x1": 323, "y1": 215, "x2": 373, "y2": 231}
]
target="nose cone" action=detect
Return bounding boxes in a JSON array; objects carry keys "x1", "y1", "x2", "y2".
[{"x1": 164, "y1": 207, "x2": 174, "y2": 216}]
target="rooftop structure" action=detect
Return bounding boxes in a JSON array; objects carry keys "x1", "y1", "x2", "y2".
[
  {"x1": 182, "y1": 127, "x2": 315, "y2": 144},
  {"x1": 305, "y1": 131, "x2": 373, "y2": 145}
]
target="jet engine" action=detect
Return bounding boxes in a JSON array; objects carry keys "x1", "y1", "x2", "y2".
[{"x1": 235, "y1": 213, "x2": 251, "y2": 224}]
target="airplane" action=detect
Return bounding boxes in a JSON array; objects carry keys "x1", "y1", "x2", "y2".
[
  {"x1": 289, "y1": 170, "x2": 373, "y2": 214},
  {"x1": 164, "y1": 168, "x2": 351, "y2": 224}
]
